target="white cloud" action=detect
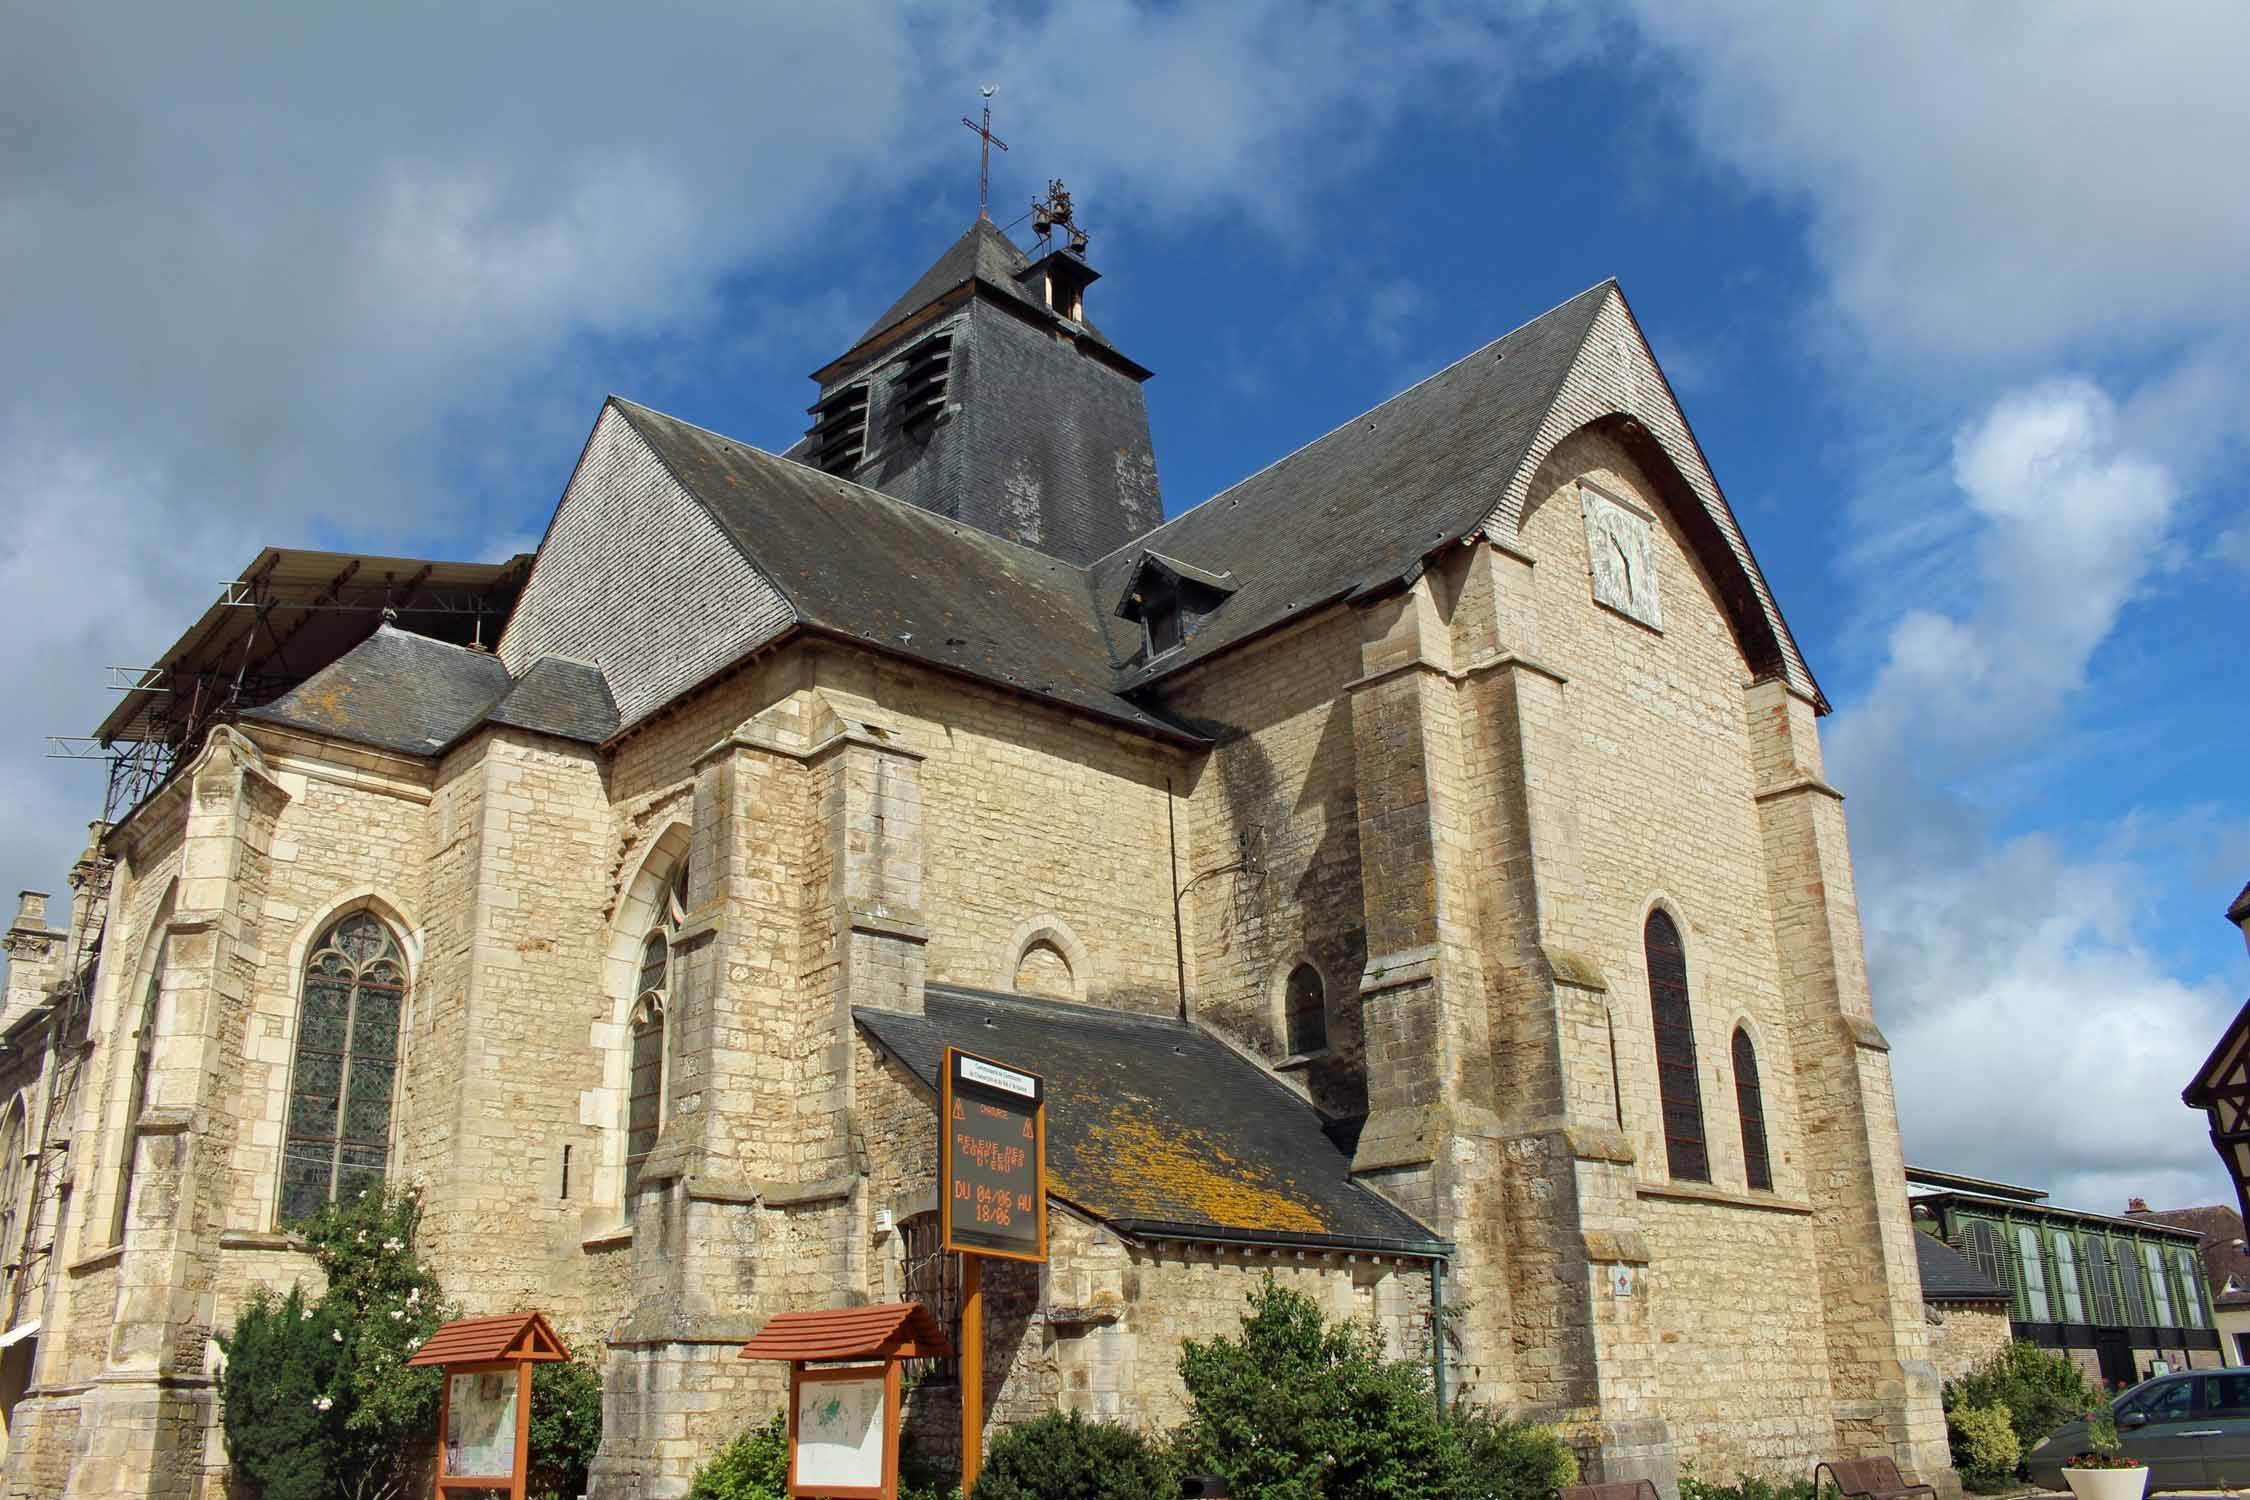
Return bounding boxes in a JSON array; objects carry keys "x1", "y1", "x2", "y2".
[
  {"x1": 1620, "y1": 0, "x2": 2250, "y2": 367},
  {"x1": 1821, "y1": 378, "x2": 2231, "y2": 1209},
  {"x1": 0, "y1": 2, "x2": 1602, "y2": 925}
]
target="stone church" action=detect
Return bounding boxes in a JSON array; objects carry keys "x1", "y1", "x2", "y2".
[{"x1": 0, "y1": 210, "x2": 1951, "y2": 1498}]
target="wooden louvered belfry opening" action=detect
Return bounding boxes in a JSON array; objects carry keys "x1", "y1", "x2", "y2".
[
  {"x1": 894, "y1": 333, "x2": 953, "y2": 430},
  {"x1": 808, "y1": 381, "x2": 871, "y2": 475},
  {"x1": 1645, "y1": 910, "x2": 1708, "y2": 1183}
]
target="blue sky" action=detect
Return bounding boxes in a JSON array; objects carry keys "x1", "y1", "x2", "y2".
[{"x1": 2, "y1": 2, "x2": 2243, "y2": 1213}]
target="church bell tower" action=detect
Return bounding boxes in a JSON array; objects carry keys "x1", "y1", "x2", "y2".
[{"x1": 794, "y1": 183, "x2": 1162, "y2": 566}]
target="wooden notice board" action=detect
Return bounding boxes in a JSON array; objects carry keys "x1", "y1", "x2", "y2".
[{"x1": 939, "y1": 1047, "x2": 1046, "y2": 1263}]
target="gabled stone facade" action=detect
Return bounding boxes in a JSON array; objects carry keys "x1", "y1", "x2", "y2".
[{"x1": 0, "y1": 225, "x2": 1949, "y2": 1500}]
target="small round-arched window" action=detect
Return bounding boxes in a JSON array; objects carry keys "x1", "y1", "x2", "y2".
[{"x1": 1285, "y1": 964, "x2": 1327, "y2": 1056}]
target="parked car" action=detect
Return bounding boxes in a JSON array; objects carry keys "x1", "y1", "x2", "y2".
[{"x1": 2026, "y1": 1370, "x2": 2250, "y2": 1491}]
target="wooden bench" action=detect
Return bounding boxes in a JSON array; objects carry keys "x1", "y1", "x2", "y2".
[
  {"x1": 1554, "y1": 1480, "x2": 1662, "y2": 1500},
  {"x1": 1813, "y1": 1457, "x2": 1937, "y2": 1500}
]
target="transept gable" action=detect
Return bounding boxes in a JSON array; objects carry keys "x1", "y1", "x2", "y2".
[{"x1": 1487, "y1": 285, "x2": 1825, "y2": 710}]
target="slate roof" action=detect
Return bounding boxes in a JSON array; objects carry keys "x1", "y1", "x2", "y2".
[
  {"x1": 242, "y1": 625, "x2": 510, "y2": 756},
  {"x1": 608, "y1": 399, "x2": 1195, "y2": 743},
  {"x1": 2128, "y1": 1204, "x2": 2250, "y2": 1308},
  {"x1": 485, "y1": 656, "x2": 618, "y2": 743},
  {"x1": 1088, "y1": 281, "x2": 1613, "y2": 684},
  {"x1": 1914, "y1": 1229, "x2": 2009, "y2": 1304},
  {"x1": 243, "y1": 626, "x2": 622, "y2": 757},
  {"x1": 2229, "y1": 881, "x2": 2250, "y2": 926},
  {"x1": 854, "y1": 985, "x2": 1443, "y2": 1252}
]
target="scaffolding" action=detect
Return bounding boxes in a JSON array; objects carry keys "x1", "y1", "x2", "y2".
[{"x1": 48, "y1": 547, "x2": 534, "y2": 825}]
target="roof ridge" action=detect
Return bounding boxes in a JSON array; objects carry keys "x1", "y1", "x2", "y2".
[
  {"x1": 923, "y1": 983, "x2": 1190, "y2": 1035},
  {"x1": 1088, "y1": 277, "x2": 1616, "y2": 570}
]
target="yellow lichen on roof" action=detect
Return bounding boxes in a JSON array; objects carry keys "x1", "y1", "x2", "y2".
[{"x1": 1071, "y1": 1110, "x2": 1328, "y2": 1234}]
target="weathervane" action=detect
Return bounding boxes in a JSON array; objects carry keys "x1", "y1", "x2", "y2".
[{"x1": 961, "y1": 86, "x2": 1008, "y2": 220}]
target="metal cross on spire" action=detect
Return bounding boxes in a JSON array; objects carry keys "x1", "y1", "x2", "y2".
[{"x1": 961, "y1": 86, "x2": 1008, "y2": 220}]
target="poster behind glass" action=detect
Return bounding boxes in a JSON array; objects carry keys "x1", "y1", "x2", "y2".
[
  {"x1": 447, "y1": 1370, "x2": 518, "y2": 1478},
  {"x1": 793, "y1": 1371, "x2": 885, "y2": 1494}
]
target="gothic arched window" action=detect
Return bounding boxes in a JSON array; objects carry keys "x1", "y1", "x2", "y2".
[
  {"x1": 1286, "y1": 964, "x2": 1327, "y2": 1056},
  {"x1": 624, "y1": 859, "x2": 689, "y2": 1212},
  {"x1": 0, "y1": 1099, "x2": 25, "y2": 1282},
  {"x1": 1731, "y1": 1027, "x2": 1771, "y2": 1192},
  {"x1": 1645, "y1": 910, "x2": 1708, "y2": 1182},
  {"x1": 280, "y1": 913, "x2": 407, "y2": 1225},
  {"x1": 115, "y1": 932, "x2": 170, "y2": 1243}
]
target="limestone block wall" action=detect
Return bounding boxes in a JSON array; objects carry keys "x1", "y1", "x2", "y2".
[
  {"x1": 1513, "y1": 429, "x2": 1810, "y2": 1207},
  {"x1": 1159, "y1": 611, "x2": 1370, "y2": 1118},
  {"x1": 1923, "y1": 1304, "x2": 2010, "y2": 1383},
  {"x1": 1636, "y1": 1196, "x2": 1836, "y2": 1475}
]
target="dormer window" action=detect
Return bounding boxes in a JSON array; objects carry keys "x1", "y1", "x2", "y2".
[
  {"x1": 1145, "y1": 598, "x2": 1182, "y2": 657},
  {"x1": 1114, "y1": 550, "x2": 1237, "y2": 666}
]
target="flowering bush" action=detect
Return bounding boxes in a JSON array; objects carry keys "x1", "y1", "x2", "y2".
[{"x1": 218, "y1": 1185, "x2": 453, "y2": 1500}]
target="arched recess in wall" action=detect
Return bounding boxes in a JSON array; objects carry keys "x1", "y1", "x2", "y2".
[
  {"x1": 1642, "y1": 899, "x2": 1709, "y2": 1185},
  {"x1": 598, "y1": 822, "x2": 693, "y2": 1222},
  {"x1": 105, "y1": 882, "x2": 176, "y2": 1247},
  {"x1": 1269, "y1": 957, "x2": 1329, "y2": 1057},
  {"x1": 1006, "y1": 918, "x2": 1088, "y2": 1002}
]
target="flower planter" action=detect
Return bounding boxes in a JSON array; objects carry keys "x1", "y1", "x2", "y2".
[{"x1": 2062, "y1": 1467, "x2": 2149, "y2": 1500}]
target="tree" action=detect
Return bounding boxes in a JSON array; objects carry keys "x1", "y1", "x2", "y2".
[
  {"x1": 1175, "y1": 1275, "x2": 1463, "y2": 1500},
  {"x1": 217, "y1": 1183, "x2": 455, "y2": 1500}
]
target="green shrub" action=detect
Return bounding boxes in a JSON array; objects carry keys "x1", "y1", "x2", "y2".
[
  {"x1": 687, "y1": 1410, "x2": 789, "y2": 1500},
  {"x1": 971, "y1": 1410, "x2": 1175, "y2": 1500},
  {"x1": 1946, "y1": 1401, "x2": 2022, "y2": 1492},
  {"x1": 217, "y1": 1184, "x2": 455, "y2": 1500},
  {"x1": 1175, "y1": 1273, "x2": 1462, "y2": 1500},
  {"x1": 1944, "y1": 1341, "x2": 2101, "y2": 1456},
  {"x1": 1681, "y1": 1471, "x2": 1817, "y2": 1500},
  {"x1": 1451, "y1": 1409, "x2": 1580, "y2": 1500},
  {"x1": 529, "y1": 1356, "x2": 606, "y2": 1500},
  {"x1": 215, "y1": 1284, "x2": 349, "y2": 1500}
]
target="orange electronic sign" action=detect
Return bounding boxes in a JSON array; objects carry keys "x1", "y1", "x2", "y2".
[{"x1": 939, "y1": 1048, "x2": 1046, "y2": 1263}]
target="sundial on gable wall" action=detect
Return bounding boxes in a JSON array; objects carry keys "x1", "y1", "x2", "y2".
[{"x1": 1580, "y1": 481, "x2": 1663, "y2": 630}]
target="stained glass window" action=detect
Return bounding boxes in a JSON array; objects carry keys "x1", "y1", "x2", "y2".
[
  {"x1": 625, "y1": 998, "x2": 663, "y2": 1206},
  {"x1": 116, "y1": 933, "x2": 169, "y2": 1243},
  {"x1": 280, "y1": 913, "x2": 406, "y2": 1225},
  {"x1": 0, "y1": 1101, "x2": 25, "y2": 1281},
  {"x1": 1285, "y1": 964, "x2": 1327, "y2": 1055},
  {"x1": 1645, "y1": 910, "x2": 1708, "y2": 1183},
  {"x1": 623, "y1": 855, "x2": 689, "y2": 1217},
  {"x1": 1731, "y1": 1027, "x2": 1771, "y2": 1192}
]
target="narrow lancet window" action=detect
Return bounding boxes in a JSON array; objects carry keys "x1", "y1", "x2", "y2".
[
  {"x1": 281, "y1": 913, "x2": 406, "y2": 1224},
  {"x1": 1645, "y1": 909, "x2": 1708, "y2": 1182},
  {"x1": 1731, "y1": 1026, "x2": 1771, "y2": 1192},
  {"x1": 116, "y1": 932, "x2": 170, "y2": 1242},
  {"x1": 623, "y1": 855, "x2": 689, "y2": 1216},
  {"x1": 1286, "y1": 964, "x2": 1327, "y2": 1055}
]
